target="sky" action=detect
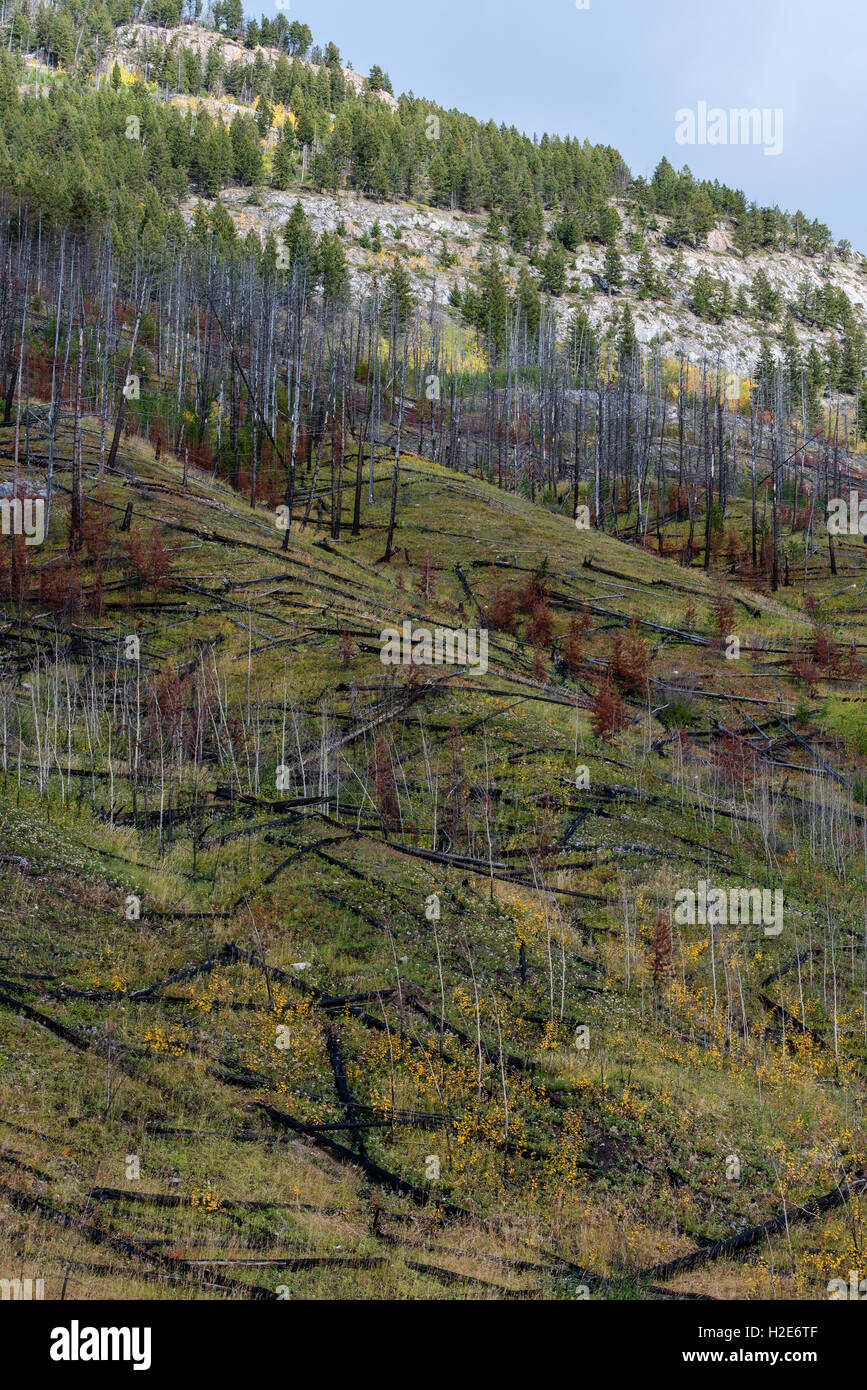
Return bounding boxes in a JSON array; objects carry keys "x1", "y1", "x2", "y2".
[{"x1": 256, "y1": 0, "x2": 867, "y2": 249}]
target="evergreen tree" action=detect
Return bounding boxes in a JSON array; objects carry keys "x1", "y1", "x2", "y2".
[
  {"x1": 204, "y1": 45, "x2": 222, "y2": 92},
  {"x1": 754, "y1": 340, "x2": 777, "y2": 401},
  {"x1": 475, "y1": 251, "x2": 508, "y2": 354},
  {"x1": 214, "y1": 0, "x2": 243, "y2": 36},
  {"x1": 637, "y1": 246, "x2": 659, "y2": 300},
  {"x1": 540, "y1": 243, "x2": 566, "y2": 295},
  {"x1": 273, "y1": 54, "x2": 291, "y2": 104},
  {"x1": 806, "y1": 344, "x2": 825, "y2": 398},
  {"x1": 287, "y1": 21, "x2": 313, "y2": 57},
  {"x1": 825, "y1": 337, "x2": 842, "y2": 392},
  {"x1": 516, "y1": 265, "x2": 541, "y2": 337},
  {"x1": 751, "y1": 268, "x2": 780, "y2": 322},
  {"x1": 617, "y1": 303, "x2": 638, "y2": 367},
  {"x1": 781, "y1": 313, "x2": 802, "y2": 393},
  {"x1": 318, "y1": 229, "x2": 348, "y2": 300},
  {"x1": 367, "y1": 65, "x2": 393, "y2": 95},
  {"x1": 230, "y1": 114, "x2": 263, "y2": 184},
  {"x1": 271, "y1": 128, "x2": 295, "y2": 189},
  {"x1": 381, "y1": 255, "x2": 414, "y2": 333},
  {"x1": 692, "y1": 268, "x2": 714, "y2": 319},
  {"x1": 256, "y1": 98, "x2": 272, "y2": 138},
  {"x1": 603, "y1": 242, "x2": 623, "y2": 294},
  {"x1": 714, "y1": 278, "x2": 732, "y2": 320},
  {"x1": 839, "y1": 322, "x2": 864, "y2": 395},
  {"x1": 283, "y1": 200, "x2": 317, "y2": 278}
]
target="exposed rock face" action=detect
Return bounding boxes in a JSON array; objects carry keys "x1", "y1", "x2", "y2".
[
  {"x1": 178, "y1": 181, "x2": 867, "y2": 372},
  {"x1": 706, "y1": 228, "x2": 731, "y2": 253}
]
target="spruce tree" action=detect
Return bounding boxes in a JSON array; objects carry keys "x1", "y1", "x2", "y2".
[
  {"x1": 540, "y1": 243, "x2": 566, "y2": 296},
  {"x1": 603, "y1": 243, "x2": 623, "y2": 295},
  {"x1": 381, "y1": 255, "x2": 414, "y2": 334},
  {"x1": 516, "y1": 265, "x2": 541, "y2": 337},
  {"x1": 617, "y1": 304, "x2": 637, "y2": 367}
]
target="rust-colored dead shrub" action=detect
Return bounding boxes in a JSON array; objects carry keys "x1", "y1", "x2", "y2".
[
  {"x1": 81, "y1": 500, "x2": 111, "y2": 561},
  {"x1": 714, "y1": 732, "x2": 758, "y2": 787},
  {"x1": 526, "y1": 599, "x2": 554, "y2": 649},
  {"x1": 516, "y1": 567, "x2": 546, "y2": 615},
  {"x1": 123, "y1": 527, "x2": 176, "y2": 593},
  {"x1": 487, "y1": 567, "x2": 519, "y2": 633},
  {"x1": 87, "y1": 559, "x2": 105, "y2": 618},
  {"x1": 711, "y1": 585, "x2": 735, "y2": 641},
  {"x1": 531, "y1": 645, "x2": 548, "y2": 681},
  {"x1": 591, "y1": 677, "x2": 626, "y2": 741},
  {"x1": 38, "y1": 555, "x2": 83, "y2": 621},
  {"x1": 0, "y1": 535, "x2": 31, "y2": 606},
  {"x1": 369, "y1": 733, "x2": 400, "y2": 827},
  {"x1": 610, "y1": 622, "x2": 650, "y2": 694},
  {"x1": 810, "y1": 621, "x2": 836, "y2": 670},
  {"x1": 563, "y1": 615, "x2": 584, "y2": 673}
]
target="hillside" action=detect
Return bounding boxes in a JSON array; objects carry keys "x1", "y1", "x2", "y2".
[
  {"x1": 1, "y1": 407, "x2": 866, "y2": 1302},
  {"x1": 1, "y1": 3, "x2": 867, "y2": 1317}
]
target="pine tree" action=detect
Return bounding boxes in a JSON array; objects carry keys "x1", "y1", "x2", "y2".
[
  {"x1": 230, "y1": 114, "x2": 263, "y2": 185},
  {"x1": 318, "y1": 230, "x2": 348, "y2": 301},
  {"x1": 754, "y1": 340, "x2": 777, "y2": 400},
  {"x1": 617, "y1": 304, "x2": 637, "y2": 367},
  {"x1": 381, "y1": 255, "x2": 414, "y2": 334},
  {"x1": 781, "y1": 313, "x2": 802, "y2": 391},
  {"x1": 428, "y1": 152, "x2": 452, "y2": 208},
  {"x1": 516, "y1": 265, "x2": 541, "y2": 338},
  {"x1": 477, "y1": 252, "x2": 508, "y2": 354},
  {"x1": 714, "y1": 278, "x2": 732, "y2": 320},
  {"x1": 271, "y1": 129, "x2": 295, "y2": 189},
  {"x1": 825, "y1": 337, "x2": 842, "y2": 391},
  {"x1": 603, "y1": 243, "x2": 623, "y2": 295},
  {"x1": 367, "y1": 65, "x2": 393, "y2": 95},
  {"x1": 540, "y1": 243, "x2": 566, "y2": 296},
  {"x1": 751, "y1": 268, "x2": 780, "y2": 322},
  {"x1": 692, "y1": 268, "x2": 714, "y2": 319},
  {"x1": 839, "y1": 323, "x2": 864, "y2": 395},
  {"x1": 637, "y1": 246, "x2": 658, "y2": 300},
  {"x1": 283, "y1": 200, "x2": 316, "y2": 278},
  {"x1": 252, "y1": 96, "x2": 269, "y2": 137}
]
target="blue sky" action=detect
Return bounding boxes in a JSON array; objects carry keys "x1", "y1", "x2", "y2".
[{"x1": 258, "y1": 0, "x2": 867, "y2": 248}]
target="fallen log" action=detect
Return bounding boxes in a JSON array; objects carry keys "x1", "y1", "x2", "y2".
[
  {"x1": 639, "y1": 1170, "x2": 867, "y2": 1283},
  {"x1": 253, "y1": 1100, "x2": 470, "y2": 1219}
]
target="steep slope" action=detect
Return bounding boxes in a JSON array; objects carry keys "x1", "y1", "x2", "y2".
[{"x1": 1, "y1": 420, "x2": 865, "y2": 1300}]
